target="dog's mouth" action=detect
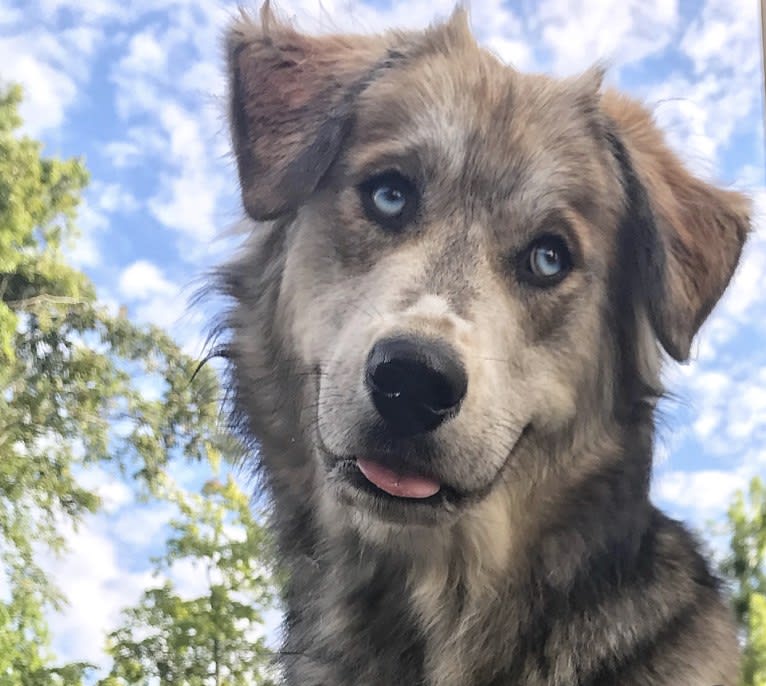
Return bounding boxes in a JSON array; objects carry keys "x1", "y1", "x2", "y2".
[
  {"x1": 313, "y1": 373, "x2": 528, "y2": 519},
  {"x1": 330, "y1": 456, "x2": 463, "y2": 510}
]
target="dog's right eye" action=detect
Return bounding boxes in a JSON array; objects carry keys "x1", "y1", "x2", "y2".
[
  {"x1": 358, "y1": 171, "x2": 418, "y2": 232},
  {"x1": 517, "y1": 234, "x2": 574, "y2": 288}
]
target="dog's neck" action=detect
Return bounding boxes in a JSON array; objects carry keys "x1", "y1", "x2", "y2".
[{"x1": 264, "y1": 417, "x2": 654, "y2": 684}]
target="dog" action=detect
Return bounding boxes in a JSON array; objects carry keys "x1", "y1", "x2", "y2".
[{"x1": 215, "y1": 5, "x2": 752, "y2": 685}]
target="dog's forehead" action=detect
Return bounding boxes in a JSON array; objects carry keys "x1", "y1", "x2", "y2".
[{"x1": 351, "y1": 44, "x2": 614, "y2": 219}]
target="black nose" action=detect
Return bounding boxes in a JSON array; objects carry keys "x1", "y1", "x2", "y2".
[{"x1": 365, "y1": 336, "x2": 468, "y2": 436}]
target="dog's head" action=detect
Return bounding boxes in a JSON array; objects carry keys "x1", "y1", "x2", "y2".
[{"x1": 221, "y1": 7, "x2": 750, "y2": 541}]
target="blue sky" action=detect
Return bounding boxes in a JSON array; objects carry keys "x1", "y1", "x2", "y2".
[{"x1": 2, "y1": 0, "x2": 765, "y2": 674}]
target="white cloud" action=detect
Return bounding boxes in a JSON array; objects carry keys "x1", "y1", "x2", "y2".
[
  {"x1": 76, "y1": 466, "x2": 134, "y2": 513},
  {"x1": 52, "y1": 27, "x2": 103, "y2": 79},
  {"x1": 157, "y1": 99, "x2": 212, "y2": 188},
  {"x1": 119, "y1": 29, "x2": 168, "y2": 75},
  {"x1": 0, "y1": 47, "x2": 78, "y2": 136},
  {"x1": 726, "y1": 370, "x2": 766, "y2": 440},
  {"x1": 681, "y1": 0, "x2": 759, "y2": 77},
  {"x1": 111, "y1": 502, "x2": 176, "y2": 547},
  {"x1": 181, "y1": 331, "x2": 210, "y2": 360},
  {"x1": 178, "y1": 60, "x2": 224, "y2": 97},
  {"x1": 537, "y1": 0, "x2": 678, "y2": 75},
  {"x1": 671, "y1": 350, "x2": 766, "y2": 453},
  {"x1": 167, "y1": 557, "x2": 217, "y2": 600},
  {"x1": 146, "y1": 102, "x2": 226, "y2": 243},
  {"x1": 66, "y1": 183, "x2": 138, "y2": 268},
  {"x1": 38, "y1": 0, "x2": 142, "y2": 23},
  {"x1": 0, "y1": 5, "x2": 22, "y2": 24},
  {"x1": 648, "y1": 72, "x2": 757, "y2": 176},
  {"x1": 132, "y1": 374, "x2": 169, "y2": 402},
  {"x1": 164, "y1": 458, "x2": 210, "y2": 492},
  {"x1": 0, "y1": 18, "x2": 105, "y2": 136},
  {"x1": 102, "y1": 140, "x2": 142, "y2": 167},
  {"x1": 653, "y1": 469, "x2": 747, "y2": 518},
  {"x1": 118, "y1": 260, "x2": 178, "y2": 300},
  {"x1": 41, "y1": 516, "x2": 155, "y2": 671},
  {"x1": 148, "y1": 170, "x2": 223, "y2": 242},
  {"x1": 738, "y1": 164, "x2": 765, "y2": 189},
  {"x1": 484, "y1": 36, "x2": 534, "y2": 70},
  {"x1": 67, "y1": 200, "x2": 109, "y2": 268},
  {"x1": 103, "y1": 126, "x2": 167, "y2": 168},
  {"x1": 101, "y1": 2, "x2": 236, "y2": 253},
  {"x1": 95, "y1": 182, "x2": 139, "y2": 213},
  {"x1": 272, "y1": 0, "x2": 529, "y2": 67},
  {"x1": 135, "y1": 291, "x2": 196, "y2": 330},
  {"x1": 115, "y1": 259, "x2": 199, "y2": 332},
  {"x1": 223, "y1": 522, "x2": 248, "y2": 543},
  {"x1": 110, "y1": 20, "x2": 229, "y2": 247},
  {"x1": 641, "y1": 0, "x2": 760, "y2": 177}
]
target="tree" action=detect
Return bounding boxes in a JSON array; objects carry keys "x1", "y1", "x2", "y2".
[
  {"x1": 102, "y1": 476, "x2": 276, "y2": 686},
  {"x1": 721, "y1": 476, "x2": 766, "y2": 686},
  {"x1": 0, "y1": 84, "x2": 235, "y2": 682}
]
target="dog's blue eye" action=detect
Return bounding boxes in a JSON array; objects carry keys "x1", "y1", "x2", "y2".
[
  {"x1": 372, "y1": 186, "x2": 406, "y2": 216},
  {"x1": 523, "y1": 235, "x2": 572, "y2": 285},
  {"x1": 531, "y1": 245, "x2": 563, "y2": 276},
  {"x1": 359, "y1": 171, "x2": 418, "y2": 232}
]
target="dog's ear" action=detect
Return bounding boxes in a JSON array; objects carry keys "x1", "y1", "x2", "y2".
[
  {"x1": 601, "y1": 91, "x2": 751, "y2": 361},
  {"x1": 225, "y1": 5, "x2": 394, "y2": 220}
]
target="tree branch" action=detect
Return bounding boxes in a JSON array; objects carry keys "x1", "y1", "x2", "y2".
[{"x1": 5, "y1": 294, "x2": 89, "y2": 309}]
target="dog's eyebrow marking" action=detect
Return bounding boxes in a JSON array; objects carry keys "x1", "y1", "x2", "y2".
[{"x1": 346, "y1": 148, "x2": 424, "y2": 184}]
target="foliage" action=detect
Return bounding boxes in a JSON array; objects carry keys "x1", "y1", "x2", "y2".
[
  {"x1": 0, "y1": 83, "x2": 239, "y2": 683},
  {"x1": 102, "y1": 476, "x2": 276, "y2": 686},
  {"x1": 721, "y1": 477, "x2": 766, "y2": 686}
]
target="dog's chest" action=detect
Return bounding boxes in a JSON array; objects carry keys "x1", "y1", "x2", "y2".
[
  {"x1": 284, "y1": 552, "x2": 575, "y2": 686},
  {"x1": 408, "y1": 567, "x2": 521, "y2": 686},
  {"x1": 283, "y1": 555, "x2": 426, "y2": 685}
]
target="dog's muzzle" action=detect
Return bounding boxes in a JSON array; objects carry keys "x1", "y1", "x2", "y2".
[{"x1": 342, "y1": 335, "x2": 468, "y2": 500}]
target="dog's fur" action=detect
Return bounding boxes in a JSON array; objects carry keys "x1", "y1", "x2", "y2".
[{"x1": 215, "y1": 6, "x2": 752, "y2": 685}]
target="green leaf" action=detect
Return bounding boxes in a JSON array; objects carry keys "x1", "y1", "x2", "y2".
[
  {"x1": 104, "y1": 478, "x2": 278, "y2": 685},
  {"x1": 719, "y1": 477, "x2": 766, "y2": 685},
  {"x1": 1, "y1": 83, "x2": 264, "y2": 684}
]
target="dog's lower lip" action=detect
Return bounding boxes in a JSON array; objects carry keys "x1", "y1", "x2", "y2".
[{"x1": 355, "y1": 457, "x2": 441, "y2": 499}]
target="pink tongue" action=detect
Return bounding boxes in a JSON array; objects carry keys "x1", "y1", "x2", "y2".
[{"x1": 356, "y1": 458, "x2": 441, "y2": 499}]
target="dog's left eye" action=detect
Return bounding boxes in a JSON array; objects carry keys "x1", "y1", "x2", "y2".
[
  {"x1": 359, "y1": 171, "x2": 418, "y2": 231},
  {"x1": 520, "y1": 235, "x2": 573, "y2": 286}
]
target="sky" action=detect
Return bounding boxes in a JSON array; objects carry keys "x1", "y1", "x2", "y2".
[{"x1": 2, "y1": 0, "x2": 765, "y2": 675}]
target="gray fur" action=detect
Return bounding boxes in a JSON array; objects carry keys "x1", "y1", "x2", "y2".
[{"x1": 213, "y1": 6, "x2": 751, "y2": 685}]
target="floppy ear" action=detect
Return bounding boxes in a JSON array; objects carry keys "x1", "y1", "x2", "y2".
[
  {"x1": 225, "y1": 5, "x2": 400, "y2": 221},
  {"x1": 601, "y1": 90, "x2": 752, "y2": 361}
]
